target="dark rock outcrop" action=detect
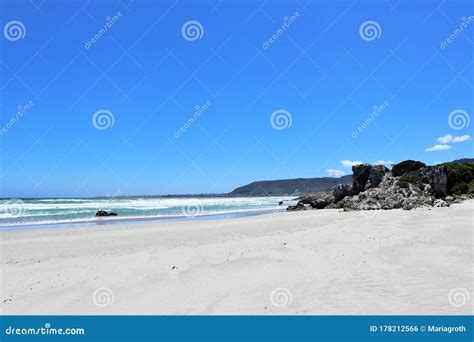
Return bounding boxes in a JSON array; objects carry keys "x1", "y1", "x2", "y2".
[
  {"x1": 338, "y1": 172, "x2": 432, "y2": 211},
  {"x1": 310, "y1": 199, "x2": 329, "y2": 209},
  {"x1": 95, "y1": 210, "x2": 118, "y2": 217},
  {"x1": 366, "y1": 165, "x2": 389, "y2": 189},
  {"x1": 287, "y1": 160, "x2": 473, "y2": 212},
  {"x1": 419, "y1": 166, "x2": 447, "y2": 198},
  {"x1": 352, "y1": 164, "x2": 372, "y2": 195},
  {"x1": 289, "y1": 192, "x2": 334, "y2": 210},
  {"x1": 333, "y1": 184, "x2": 353, "y2": 203},
  {"x1": 287, "y1": 202, "x2": 310, "y2": 211},
  {"x1": 303, "y1": 192, "x2": 333, "y2": 208}
]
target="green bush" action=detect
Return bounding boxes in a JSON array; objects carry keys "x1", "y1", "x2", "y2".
[
  {"x1": 392, "y1": 160, "x2": 426, "y2": 177},
  {"x1": 443, "y1": 163, "x2": 474, "y2": 195},
  {"x1": 468, "y1": 180, "x2": 474, "y2": 194},
  {"x1": 399, "y1": 170, "x2": 420, "y2": 184},
  {"x1": 451, "y1": 181, "x2": 468, "y2": 195}
]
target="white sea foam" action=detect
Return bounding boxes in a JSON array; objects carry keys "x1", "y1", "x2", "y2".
[{"x1": 0, "y1": 197, "x2": 296, "y2": 228}]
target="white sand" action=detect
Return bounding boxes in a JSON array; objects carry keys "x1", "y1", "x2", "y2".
[{"x1": 1, "y1": 201, "x2": 472, "y2": 315}]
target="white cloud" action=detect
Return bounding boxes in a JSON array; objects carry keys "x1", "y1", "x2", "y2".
[
  {"x1": 425, "y1": 144, "x2": 451, "y2": 152},
  {"x1": 341, "y1": 160, "x2": 363, "y2": 168},
  {"x1": 327, "y1": 169, "x2": 346, "y2": 178},
  {"x1": 452, "y1": 135, "x2": 471, "y2": 143},
  {"x1": 375, "y1": 160, "x2": 394, "y2": 165},
  {"x1": 436, "y1": 134, "x2": 471, "y2": 144},
  {"x1": 437, "y1": 134, "x2": 453, "y2": 144}
]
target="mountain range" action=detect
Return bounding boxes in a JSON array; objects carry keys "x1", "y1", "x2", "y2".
[{"x1": 230, "y1": 175, "x2": 352, "y2": 196}]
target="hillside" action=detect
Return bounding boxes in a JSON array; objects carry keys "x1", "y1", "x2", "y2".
[
  {"x1": 446, "y1": 158, "x2": 474, "y2": 165},
  {"x1": 230, "y1": 175, "x2": 352, "y2": 196}
]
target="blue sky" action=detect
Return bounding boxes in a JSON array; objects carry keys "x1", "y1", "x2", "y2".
[{"x1": 0, "y1": 0, "x2": 472, "y2": 198}]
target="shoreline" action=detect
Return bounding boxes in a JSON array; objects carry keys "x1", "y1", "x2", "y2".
[
  {"x1": 0, "y1": 208, "x2": 287, "y2": 231},
  {"x1": 0, "y1": 196, "x2": 297, "y2": 230},
  {"x1": 1, "y1": 201, "x2": 472, "y2": 315}
]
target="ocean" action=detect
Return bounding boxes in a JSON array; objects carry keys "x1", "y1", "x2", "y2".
[{"x1": 0, "y1": 196, "x2": 297, "y2": 229}]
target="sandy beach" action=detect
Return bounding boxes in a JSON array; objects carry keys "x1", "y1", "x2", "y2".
[{"x1": 0, "y1": 201, "x2": 472, "y2": 315}]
